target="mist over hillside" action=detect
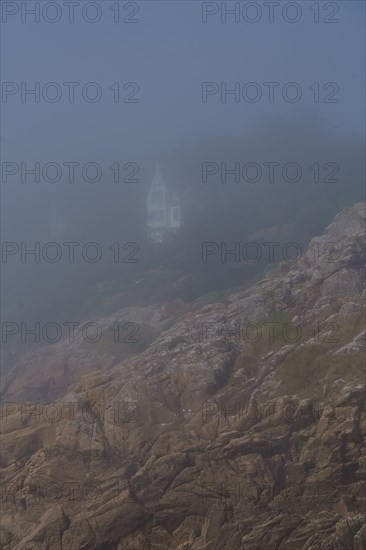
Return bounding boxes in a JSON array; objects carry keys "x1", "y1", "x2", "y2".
[
  {"x1": 2, "y1": 113, "x2": 364, "y2": 328},
  {"x1": 1, "y1": 1, "x2": 365, "y2": 549}
]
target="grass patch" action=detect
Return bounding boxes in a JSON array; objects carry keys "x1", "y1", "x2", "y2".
[
  {"x1": 83, "y1": 322, "x2": 160, "y2": 362},
  {"x1": 277, "y1": 343, "x2": 364, "y2": 399},
  {"x1": 335, "y1": 310, "x2": 365, "y2": 346},
  {"x1": 194, "y1": 286, "x2": 244, "y2": 308},
  {"x1": 249, "y1": 310, "x2": 293, "y2": 359}
]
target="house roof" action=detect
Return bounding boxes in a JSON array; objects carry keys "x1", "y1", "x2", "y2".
[{"x1": 149, "y1": 163, "x2": 191, "y2": 202}]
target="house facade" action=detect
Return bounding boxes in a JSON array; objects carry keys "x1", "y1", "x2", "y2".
[{"x1": 146, "y1": 164, "x2": 182, "y2": 243}]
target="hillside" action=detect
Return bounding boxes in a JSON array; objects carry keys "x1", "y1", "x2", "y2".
[{"x1": 0, "y1": 203, "x2": 365, "y2": 549}]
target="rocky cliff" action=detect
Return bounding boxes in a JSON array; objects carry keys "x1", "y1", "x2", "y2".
[{"x1": 1, "y1": 203, "x2": 365, "y2": 549}]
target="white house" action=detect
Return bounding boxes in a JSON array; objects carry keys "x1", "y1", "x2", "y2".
[{"x1": 146, "y1": 164, "x2": 182, "y2": 243}]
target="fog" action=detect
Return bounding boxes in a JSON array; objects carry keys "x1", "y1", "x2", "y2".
[{"x1": 1, "y1": 0, "x2": 365, "y2": 349}]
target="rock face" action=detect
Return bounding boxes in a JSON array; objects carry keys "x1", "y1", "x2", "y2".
[
  {"x1": 1, "y1": 301, "x2": 186, "y2": 404},
  {"x1": 1, "y1": 203, "x2": 365, "y2": 549}
]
